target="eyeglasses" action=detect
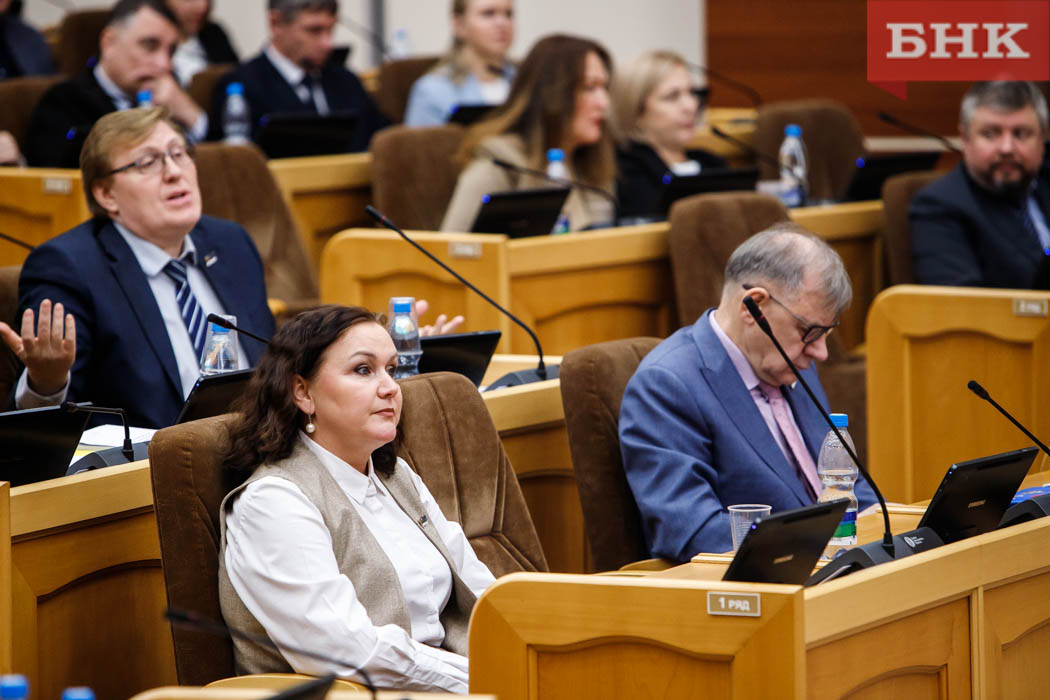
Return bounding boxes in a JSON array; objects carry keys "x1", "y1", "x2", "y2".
[
  {"x1": 103, "y1": 143, "x2": 193, "y2": 177},
  {"x1": 742, "y1": 284, "x2": 838, "y2": 345}
]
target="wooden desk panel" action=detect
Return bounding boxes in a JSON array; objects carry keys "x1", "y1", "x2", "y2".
[
  {"x1": 0, "y1": 169, "x2": 88, "y2": 266},
  {"x1": 0, "y1": 482, "x2": 10, "y2": 673}
]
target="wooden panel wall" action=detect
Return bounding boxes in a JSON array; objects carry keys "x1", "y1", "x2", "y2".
[{"x1": 706, "y1": 0, "x2": 1050, "y2": 137}]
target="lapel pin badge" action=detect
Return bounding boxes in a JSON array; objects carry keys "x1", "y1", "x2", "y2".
[
  {"x1": 418, "y1": 513, "x2": 429, "y2": 526},
  {"x1": 204, "y1": 253, "x2": 218, "y2": 267}
]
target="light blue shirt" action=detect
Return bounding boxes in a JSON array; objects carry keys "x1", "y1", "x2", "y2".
[{"x1": 403, "y1": 63, "x2": 515, "y2": 127}]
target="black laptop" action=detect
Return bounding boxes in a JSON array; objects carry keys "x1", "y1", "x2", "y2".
[
  {"x1": 0, "y1": 405, "x2": 91, "y2": 486},
  {"x1": 842, "y1": 152, "x2": 940, "y2": 202},
  {"x1": 470, "y1": 187, "x2": 570, "y2": 238},
  {"x1": 419, "y1": 330, "x2": 501, "y2": 387},
  {"x1": 658, "y1": 166, "x2": 760, "y2": 215},
  {"x1": 917, "y1": 446, "x2": 1038, "y2": 544},
  {"x1": 722, "y1": 498, "x2": 849, "y2": 584},
  {"x1": 256, "y1": 111, "x2": 359, "y2": 158},
  {"x1": 176, "y1": 369, "x2": 254, "y2": 424},
  {"x1": 448, "y1": 103, "x2": 497, "y2": 126}
]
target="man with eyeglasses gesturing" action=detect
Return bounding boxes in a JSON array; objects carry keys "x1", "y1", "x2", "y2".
[
  {"x1": 0, "y1": 107, "x2": 274, "y2": 429},
  {"x1": 618, "y1": 224, "x2": 876, "y2": 560}
]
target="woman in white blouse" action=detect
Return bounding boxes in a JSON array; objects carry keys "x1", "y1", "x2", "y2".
[{"x1": 219, "y1": 305, "x2": 495, "y2": 693}]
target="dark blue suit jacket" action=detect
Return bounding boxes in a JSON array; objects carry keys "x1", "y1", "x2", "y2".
[
  {"x1": 619, "y1": 311, "x2": 875, "y2": 560},
  {"x1": 211, "y1": 52, "x2": 390, "y2": 152},
  {"x1": 17, "y1": 215, "x2": 275, "y2": 428},
  {"x1": 910, "y1": 163, "x2": 1050, "y2": 288}
]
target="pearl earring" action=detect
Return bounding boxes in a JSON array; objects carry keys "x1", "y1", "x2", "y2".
[{"x1": 305, "y1": 415, "x2": 316, "y2": 434}]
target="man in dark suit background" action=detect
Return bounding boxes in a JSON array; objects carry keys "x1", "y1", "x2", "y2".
[
  {"x1": 909, "y1": 81, "x2": 1050, "y2": 288},
  {"x1": 25, "y1": 0, "x2": 209, "y2": 168},
  {"x1": 1, "y1": 107, "x2": 274, "y2": 428},
  {"x1": 212, "y1": 0, "x2": 389, "y2": 152},
  {"x1": 0, "y1": 0, "x2": 56, "y2": 78}
]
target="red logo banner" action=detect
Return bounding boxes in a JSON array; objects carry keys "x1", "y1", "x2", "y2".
[{"x1": 867, "y1": 0, "x2": 1050, "y2": 98}]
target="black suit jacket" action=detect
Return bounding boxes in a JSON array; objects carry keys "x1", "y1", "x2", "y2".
[
  {"x1": 615, "y1": 140, "x2": 728, "y2": 220},
  {"x1": 211, "y1": 52, "x2": 390, "y2": 152},
  {"x1": 17, "y1": 215, "x2": 275, "y2": 428},
  {"x1": 909, "y1": 163, "x2": 1050, "y2": 288},
  {"x1": 198, "y1": 21, "x2": 238, "y2": 64},
  {"x1": 25, "y1": 69, "x2": 116, "y2": 168}
]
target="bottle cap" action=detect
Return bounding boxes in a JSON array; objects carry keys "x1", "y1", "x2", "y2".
[
  {"x1": 61, "y1": 688, "x2": 95, "y2": 700},
  {"x1": 225, "y1": 82, "x2": 244, "y2": 96},
  {"x1": 136, "y1": 89, "x2": 153, "y2": 105},
  {"x1": 546, "y1": 148, "x2": 565, "y2": 162},
  {"x1": 830, "y1": 413, "x2": 848, "y2": 428},
  {"x1": 784, "y1": 123, "x2": 802, "y2": 137},
  {"x1": 393, "y1": 300, "x2": 412, "y2": 313},
  {"x1": 0, "y1": 676, "x2": 28, "y2": 700}
]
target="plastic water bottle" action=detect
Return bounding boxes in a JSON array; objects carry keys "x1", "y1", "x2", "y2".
[
  {"x1": 199, "y1": 315, "x2": 239, "y2": 374},
  {"x1": 135, "y1": 89, "x2": 153, "y2": 107},
  {"x1": 61, "y1": 688, "x2": 95, "y2": 700},
  {"x1": 817, "y1": 413, "x2": 858, "y2": 558},
  {"x1": 0, "y1": 675, "x2": 28, "y2": 700},
  {"x1": 387, "y1": 299, "x2": 421, "y2": 379},
  {"x1": 222, "y1": 82, "x2": 251, "y2": 145},
  {"x1": 546, "y1": 148, "x2": 571, "y2": 233},
  {"x1": 778, "y1": 123, "x2": 807, "y2": 208},
  {"x1": 390, "y1": 28, "x2": 412, "y2": 58}
]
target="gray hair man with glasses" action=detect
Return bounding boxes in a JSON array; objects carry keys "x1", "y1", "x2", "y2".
[
  {"x1": 618, "y1": 223, "x2": 876, "y2": 560},
  {"x1": 0, "y1": 107, "x2": 275, "y2": 429}
]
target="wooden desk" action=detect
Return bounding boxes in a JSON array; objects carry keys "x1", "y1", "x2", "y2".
[
  {"x1": 268, "y1": 153, "x2": 373, "y2": 269},
  {"x1": 131, "y1": 690, "x2": 491, "y2": 700},
  {"x1": 8, "y1": 461, "x2": 176, "y2": 700},
  {"x1": 0, "y1": 168, "x2": 88, "y2": 266},
  {"x1": 0, "y1": 482, "x2": 10, "y2": 673}
]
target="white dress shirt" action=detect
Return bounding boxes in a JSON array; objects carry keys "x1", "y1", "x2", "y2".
[
  {"x1": 223, "y1": 434, "x2": 495, "y2": 692},
  {"x1": 173, "y1": 36, "x2": 209, "y2": 86},
  {"x1": 16, "y1": 224, "x2": 247, "y2": 409},
  {"x1": 264, "y1": 44, "x2": 330, "y2": 115}
]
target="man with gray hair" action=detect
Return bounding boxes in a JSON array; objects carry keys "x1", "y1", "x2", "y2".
[
  {"x1": 619, "y1": 224, "x2": 876, "y2": 560},
  {"x1": 211, "y1": 0, "x2": 389, "y2": 152},
  {"x1": 910, "y1": 80, "x2": 1050, "y2": 288}
]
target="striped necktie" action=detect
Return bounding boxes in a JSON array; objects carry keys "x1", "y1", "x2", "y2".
[{"x1": 163, "y1": 257, "x2": 206, "y2": 361}]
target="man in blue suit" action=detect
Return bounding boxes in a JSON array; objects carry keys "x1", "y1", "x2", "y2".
[
  {"x1": 619, "y1": 225, "x2": 876, "y2": 560},
  {"x1": 0, "y1": 107, "x2": 274, "y2": 428}
]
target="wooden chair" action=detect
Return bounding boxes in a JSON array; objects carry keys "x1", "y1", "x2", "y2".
[
  {"x1": 319, "y1": 229, "x2": 511, "y2": 349},
  {"x1": 668, "y1": 192, "x2": 869, "y2": 463},
  {"x1": 374, "y1": 55, "x2": 440, "y2": 122},
  {"x1": 148, "y1": 372, "x2": 544, "y2": 685},
  {"x1": 752, "y1": 99, "x2": 866, "y2": 202},
  {"x1": 188, "y1": 63, "x2": 234, "y2": 112},
  {"x1": 866, "y1": 285, "x2": 1050, "y2": 501},
  {"x1": 881, "y1": 170, "x2": 940, "y2": 286},
  {"x1": 369, "y1": 124, "x2": 465, "y2": 230},
  {"x1": 469, "y1": 572, "x2": 805, "y2": 699},
  {"x1": 192, "y1": 142, "x2": 319, "y2": 312},
  {"x1": 559, "y1": 338, "x2": 663, "y2": 572},
  {"x1": 53, "y1": 9, "x2": 109, "y2": 75}
]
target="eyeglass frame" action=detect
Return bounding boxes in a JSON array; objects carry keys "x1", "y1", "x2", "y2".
[
  {"x1": 102, "y1": 142, "x2": 195, "y2": 178},
  {"x1": 741, "y1": 283, "x2": 838, "y2": 345}
]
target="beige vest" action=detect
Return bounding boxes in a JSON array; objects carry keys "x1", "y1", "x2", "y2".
[{"x1": 217, "y1": 443, "x2": 476, "y2": 675}]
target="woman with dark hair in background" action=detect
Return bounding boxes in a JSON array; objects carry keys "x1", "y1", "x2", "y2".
[
  {"x1": 167, "y1": 0, "x2": 237, "y2": 85},
  {"x1": 404, "y1": 0, "x2": 515, "y2": 127},
  {"x1": 220, "y1": 305, "x2": 494, "y2": 692},
  {"x1": 611, "y1": 50, "x2": 726, "y2": 221},
  {"x1": 441, "y1": 33, "x2": 616, "y2": 232}
]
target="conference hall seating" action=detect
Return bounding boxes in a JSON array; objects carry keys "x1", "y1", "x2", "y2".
[
  {"x1": 374, "y1": 55, "x2": 440, "y2": 122},
  {"x1": 53, "y1": 9, "x2": 109, "y2": 75},
  {"x1": 880, "y1": 170, "x2": 940, "y2": 286},
  {"x1": 0, "y1": 75, "x2": 62, "y2": 154}
]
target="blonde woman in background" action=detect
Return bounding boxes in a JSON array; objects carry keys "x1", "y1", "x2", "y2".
[{"x1": 404, "y1": 0, "x2": 515, "y2": 127}]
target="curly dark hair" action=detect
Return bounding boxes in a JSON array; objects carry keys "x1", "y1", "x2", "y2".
[{"x1": 223, "y1": 304, "x2": 398, "y2": 491}]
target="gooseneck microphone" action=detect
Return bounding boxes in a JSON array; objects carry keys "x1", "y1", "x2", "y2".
[
  {"x1": 206, "y1": 313, "x2": 272, "y2": 346},
  {"x1": 0, "y1": 231, "x2": 34, "y2": 251},
  {"x1": 685, "y1": 61, "x2": 762, "y2": 107},
  {"x1": 968, "y1": 380, "x2": 1050, "y2": 457},
  {"x1": 165, "y1": 608, "x2": 376, "y2": 698},
  {"x1": 877, "y1": 111, "x2": 961, "y2": 154},
  {"x1": 709, "y1": 126, "x2": 781, "y2": 170},
  {"x1": 486, "y1": 156, "x2": 619, "y2": 209},
  {"x1": 63, "y1": 401, "x2": 150, "y2": 473},
  {"x1": 365, "y1": 205, "x2": 557, "y2": 388}
]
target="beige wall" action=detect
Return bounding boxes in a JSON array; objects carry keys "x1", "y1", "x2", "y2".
[{"x1": 24, "y1": 0, "x2": 705, "y2": 74}]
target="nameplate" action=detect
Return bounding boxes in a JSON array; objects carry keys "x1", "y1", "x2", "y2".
[
  {"x1": 707, "y1": 591, "x2": 761, "y2": 617},
  {"x1": 43, "y1": 177, "x2": 72, "y2": 195},
  {"x1": 449, "y1": 241, "x2": 482, "y2": 259},
  {"x1": 1013, "y1": 298, "x2": 1048, "y2": 317}
]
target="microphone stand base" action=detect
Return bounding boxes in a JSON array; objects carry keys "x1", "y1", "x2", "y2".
[
  {"x1": 999, "y1": 494, "x2": 1050, "y2": 529},
  {"x1": 806, "y1": 527, "x2": 943, "y2": 586},
  {"x1": 67, "y1": 441, "x2": 151, "y2": 475},
  {"x1": 485, "y1": 364, "x2": 560, "y2": 391}
]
